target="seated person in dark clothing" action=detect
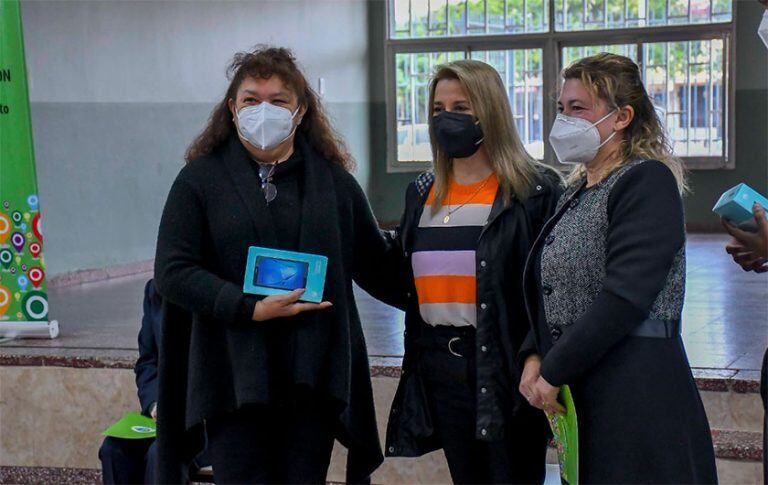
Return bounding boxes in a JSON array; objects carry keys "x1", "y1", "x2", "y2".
[{"x1": 99, "y1": 279, "x2": 208, "y2": 484}]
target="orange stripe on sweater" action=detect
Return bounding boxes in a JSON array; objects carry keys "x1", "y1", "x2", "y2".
[
  {"x1": 426, "y1": 174, "x2": 499, "y2": 205},
  {"x1": 414, "y1": 275, "x2": 476, "y2": 304}
]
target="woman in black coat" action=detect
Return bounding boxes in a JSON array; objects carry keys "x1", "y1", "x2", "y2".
[
  {"x1": 519, "y1": 53, "x2": 717, "y2": 483},
  {"x1": 154, "y1": 47, "x2": 397, "y2": 484},
  {"x1": 383, "y1": 59, "x2": 563, "y2": 484}
]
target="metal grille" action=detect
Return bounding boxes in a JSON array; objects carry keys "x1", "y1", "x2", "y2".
[
  {"x1": 385, "y1": 0, "x2": 734, "y2": 170},
  {"x1": 553, "y1": 0, "x2": 731, "y2": 31},
  {"x1": 396, "y1": 51, "x2": 464, "y2": 162},
  {"x1": 562, "y1": 43, "x2": 637, "y2": 65},
  {"x1": 471, "y1": 49, "x2": 544, "y2": 158},
  {"x1": 392, "y1": 0, "x2": 550, "y2": 39},
  {"x1": 643, "y1": 39, "x2": 725, "y2": 157}
]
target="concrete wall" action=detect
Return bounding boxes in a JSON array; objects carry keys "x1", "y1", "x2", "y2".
[
  {"x1": 366, "y1": 0, "x2": 768, "y2": 226},
  {"x1": 21, "y1": 0, "x2": 371, "y2": 276}
]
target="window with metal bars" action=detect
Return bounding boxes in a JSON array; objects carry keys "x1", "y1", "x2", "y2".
[{"x1": 385, "y1": 0, "x2": 734, "y2": 171}]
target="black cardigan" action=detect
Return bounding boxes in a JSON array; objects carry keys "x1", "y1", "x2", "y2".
[{"x1": 154, "y1": 134, "x2": 399, "y2": 483}]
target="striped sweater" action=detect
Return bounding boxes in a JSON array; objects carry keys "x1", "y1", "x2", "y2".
[{"x1": 411, "y1": 173, "x2": 499, "y2": 327}]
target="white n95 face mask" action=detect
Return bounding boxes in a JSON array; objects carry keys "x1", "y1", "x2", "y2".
[
  {"x1": 236, "y1": 103, "x2": 300, "y2": 151},
  {"x1": 548, "y1": 110, "x2": 617, "y2": 165},
  {"x1": 759, "y1": 10, "x2": 768, "y2": 50}
]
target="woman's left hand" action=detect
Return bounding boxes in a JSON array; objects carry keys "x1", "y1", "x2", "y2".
[{"x1": 532, "y1": 376, "x2": 566, "y2": 415}]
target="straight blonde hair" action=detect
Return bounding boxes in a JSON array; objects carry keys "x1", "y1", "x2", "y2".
[
  {"x1": 428, "y1": 59, "x2": 555, "y2": 213},
  {"x1": 560, "y1": 53, "x2": 688, "y2": 193}
]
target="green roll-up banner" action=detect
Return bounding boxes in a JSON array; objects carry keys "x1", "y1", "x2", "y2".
[{"x1": 0, "y1": 0, "x2": 58, "y2": 338}]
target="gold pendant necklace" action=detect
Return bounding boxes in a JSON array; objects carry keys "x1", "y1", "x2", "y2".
[{"x1": 443, "y1": 176, "x2": 491, "y2": 224}]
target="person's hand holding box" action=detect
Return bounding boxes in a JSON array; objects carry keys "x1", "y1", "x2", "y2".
[{"x1": 722, "y1": 202, "x2": 768, "y2": 273}]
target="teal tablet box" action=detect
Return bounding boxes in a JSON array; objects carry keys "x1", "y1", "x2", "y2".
[
  {"x1": 713, "y1": 183, "x2": 768, "y2": 230},
  {"x1": 243, "y1": 247, "x2": 328, "y2": 303}
]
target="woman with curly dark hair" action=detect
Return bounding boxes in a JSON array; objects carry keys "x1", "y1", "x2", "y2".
[{"x1": 154, "y1": 46, "x2": 397, "y2": 484}]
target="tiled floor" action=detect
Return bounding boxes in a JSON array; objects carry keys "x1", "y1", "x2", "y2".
[{"x1": 1, "y1": 234, "x2": 766, "y2": 371}]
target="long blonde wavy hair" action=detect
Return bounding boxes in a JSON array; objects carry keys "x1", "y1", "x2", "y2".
[
  {"x1": 561, "y1": 53, "x2": 688, "y2": 193},
  {"x1": 428, "y1": 59, "x2": 555, "y2": 213}
]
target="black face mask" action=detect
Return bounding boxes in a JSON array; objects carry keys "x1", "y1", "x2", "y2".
[{"x1": 432, "y1": 111, "x2": 485, "y2": 159}]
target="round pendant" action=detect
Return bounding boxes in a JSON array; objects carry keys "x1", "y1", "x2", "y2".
[{"x1": 443, "y1": 215, "x2": 450, "y2": 224}]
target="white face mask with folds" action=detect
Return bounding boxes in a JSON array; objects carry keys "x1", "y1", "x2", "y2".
[
  {"x1": 759, "y1": 9, "x2": 768, "y2": 49},
  {"x1": 548, "y1": 109, "x2": 617, "y2": 165},
  {"x1": 236, "y1": 102, "x2": 300, "y2": 151}
]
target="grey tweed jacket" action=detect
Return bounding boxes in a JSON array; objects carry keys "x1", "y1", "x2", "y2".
[{"x1": 540, "y1": 160, "x2": 686, "y2": 332}]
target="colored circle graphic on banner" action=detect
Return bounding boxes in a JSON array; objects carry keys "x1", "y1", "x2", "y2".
[
  {"x1": 0, "y1": 285, "x2": 10, "y2": 317},
  {"x1": 22, "y1": 291, "x2": 48, "y2": 321},
  {"x1": 27, "y1": 195, "x2": 39, "y2": 211},
  {"x1": 18, "y1": 275, "x2": 29, "y2": 291},
  {"x1": 0, "y1": 213, "x2": 10, "y2": 245},
  {"x1": 28, "y1": 267, "x2": 44, "y2": 288},
  {"x1": 11, "y1": 211, "x2": 22, "y2": 224},
  {"x1": 29, "y1": 242, "x2": 41, "y2": 259},
  {"x1": 0, "y1": 248, "x2": 12, "y2": 269},
  {"x1": 32, "y1": 213, "x2": 42, "y2": 242},
  {"x1": 11, "y1": 232, "x2": 25, "y2": 253}
]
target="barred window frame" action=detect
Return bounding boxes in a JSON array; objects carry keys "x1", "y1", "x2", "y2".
[{"x1": 384, "y1": 0, "x2": 737, "y2": 173}]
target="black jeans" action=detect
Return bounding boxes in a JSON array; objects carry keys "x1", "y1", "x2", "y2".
[
  {"x1": 418, "y1": 324, "x2": 549, "y2": 484},
  {"x1": 99, "y1": 436, "x2": 156, "y2": 484},
  {"x1": 205, "y1": 399, "x2": 336, "y2": 484}
]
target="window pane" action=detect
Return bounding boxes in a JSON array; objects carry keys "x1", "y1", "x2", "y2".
[
  {"x1": 562, "y1": 43, "x2": 638, "y2": 67},
  {"x1": 643, "y1": 38, "x2": 726, "y2": 157},
  {"x1": 392, "y1": 0, "x2": 549, "y2": 39},
  {"x1": 554, "y1": 0, "x2": 731, "y2": 31},
  {"x1": 471, "y1": 49, "x2": 544, "y2": 159},
  {"x1": 396, "y1": 51, "x2": 465, "y2": 162}
]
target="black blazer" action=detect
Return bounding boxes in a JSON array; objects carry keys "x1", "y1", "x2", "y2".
[
  {"x1": 134, "y1": 279, "x2": 161, "y2": 416},
  {"x1": 154, "y1": 134, "x2": 396, "y2": 483}
]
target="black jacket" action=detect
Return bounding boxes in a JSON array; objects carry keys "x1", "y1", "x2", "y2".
[
  {"x1": 384, "y1": 168, "x2": 563, "y2": 457},
  {"x1": 519, "y1": 161, "x2": 717, "y2": 483},
  {"x1": 154, "y1": 134, "x2": 397, "y2": 483},
  {"x1": 135, "y1": 279, "x2": 161, "y2": 417}
]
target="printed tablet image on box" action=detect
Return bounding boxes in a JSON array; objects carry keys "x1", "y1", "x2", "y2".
[
  {"x1": 244, "y1": 247, "x2": 328, "y2": 303},
  {"x1": 254, "y1": 256, "x2": 309, "y2": 291}
]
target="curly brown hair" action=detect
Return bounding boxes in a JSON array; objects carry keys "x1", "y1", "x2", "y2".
[
  {"x1": 185, "y1": 46, "x2": 354, "y2": 171},
  {"x1": 561, "y1": 52, "x2": 688, "y2": 193}
]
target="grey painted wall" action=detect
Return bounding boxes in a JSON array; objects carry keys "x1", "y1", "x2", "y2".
[
  {"x1": 366, "y1": 0, "x2": 768, "y2": 226},
  {"x1": 18, "y1": 0, "x2": 768, "y2": 276},
  {"x1": 21, "y1": 0, "x2": 371, "y2": 276}
]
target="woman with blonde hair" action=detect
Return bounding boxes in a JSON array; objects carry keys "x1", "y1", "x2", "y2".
[
  {"x1": 519, "y1": 52, "x2": 717, "y2": 483},
  {"x1": 383, "y1": 59, "x2": 563, "y2": 483}
]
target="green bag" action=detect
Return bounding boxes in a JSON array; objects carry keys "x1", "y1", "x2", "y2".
[
  {"x1": 546, "y1": 385, "x2": 579, "y2": 484},
  {"x1": 102, "y1": 412, "x2": 156, "y2": 440}
]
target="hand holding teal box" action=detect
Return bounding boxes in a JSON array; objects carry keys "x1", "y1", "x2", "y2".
[
  {"x1": 243, "y1": 247, "x2": 328, "y2": 303},
  {"x1": 712, "y1": 183, "x2": 768, "y2": 231}
]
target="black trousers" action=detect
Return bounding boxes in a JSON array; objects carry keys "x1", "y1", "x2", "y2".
[
  {"x1": 418, "y1": 324, "x2": 549, "y2": 484},
  {"x1": 206, "y1": 400, "x2": 336, "y2": 484},
  {"x1": 99, "y1": 437, "x2": 157, "y2": 484}
]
